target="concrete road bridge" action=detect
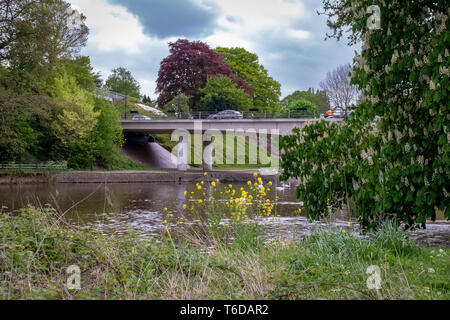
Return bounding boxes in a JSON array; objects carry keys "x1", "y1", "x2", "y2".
[{"x1": 120, "y1": 118, "x2": 343, "y2": 171}]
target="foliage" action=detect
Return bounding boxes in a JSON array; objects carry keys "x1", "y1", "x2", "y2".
[
  {"x1": 49, "y1": 73, "x2": 98, "y2": 145},
  {"x1": 105, "y1": 67, "x2": 141, "y2": 99},
  {"x1": 164, "y1": 93, "x2": 190, "y2": 115},
  {"x1": 281, "y1": 0, "x2": 450, "y2": 229},
  {"x1": 142, "y1": 94, "x2": 152, "y2": 104},
  {"x1": 2, "y1": 0, "x2": 88, "y2": 68},
  {"x1": 215, "y1": 47, "x2": 281, "y2": 110},
  {"x1": 59, "y1": 56, "x2": 100, "y2": 91},
  {"x1": 196, "y1": 76, "x2": 253, "y2": 112},
  {"x1": 164, "y1": 174, "x2": 275, "y2": 248},
  {"x1": 281, "y1": 89, "x2": 330, "y2": 114},
  {"x1": 156, "y1": 39, "x2": 251, "y2": 109},
  {"x1": 0, "y1": 86, "x2": 43, "y2": 160},
  {"x1": 1, "y1": 206, "x2": 448, "y2": 300},
  {"x1": 91, "y1": 97, "x2": 125, "y2": 169},
  {"x1": 287, "y1": 98, "x2": 318, "y2": 111},
  {"x1": 0, "y1": 1, "x2": 140, "y2": 170}
]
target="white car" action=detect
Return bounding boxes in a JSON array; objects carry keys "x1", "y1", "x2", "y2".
[{"x1": 132, "y1": 115, "x2": 152, "y2": 121}]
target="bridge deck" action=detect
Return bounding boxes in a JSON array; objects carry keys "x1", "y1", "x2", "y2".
[{"x1": 120, "y1": 118, "x2": 342, "y2": 135}]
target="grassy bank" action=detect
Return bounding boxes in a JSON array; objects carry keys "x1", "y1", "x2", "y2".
[
  {"x1": 1, "y1": 206, "x2": 448, "y2": 300},
  {"x1": 154, "y1": 134, "x2": 272, "y2": 170}
]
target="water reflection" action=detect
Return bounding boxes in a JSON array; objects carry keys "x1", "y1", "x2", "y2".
[{"x1": 0, "y1": 182, "x2": 448, "y2": 247}]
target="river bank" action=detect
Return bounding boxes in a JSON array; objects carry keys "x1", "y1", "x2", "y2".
[
  {"x1": 1, "y1": 206, "x2": 448, "y2": 300},
  {"x1": 0, "y1": 169, "x2": 280, "y2": 185}
]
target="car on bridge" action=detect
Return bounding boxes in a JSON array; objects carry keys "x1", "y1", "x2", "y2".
[
  {"x1": 132, "y1": 115, "x2": 152, "y2": 121},
  {"x1": 207, "y1": 110, "x2": 243, "y2": 120}
]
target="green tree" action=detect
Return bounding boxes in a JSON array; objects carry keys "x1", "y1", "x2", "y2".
[
  {"x1": 281, "y1": 0, "x2": 449, "y2": 230},
  {"x1": 196, "y1": 76, "x2": 253, "y2": 112},
  {"x1": 215, "y1": 47, "x2": 281, "y2": 110},
  {"x1": 287, "y1": 98, "x2": 318, "y2": 111},
  {"x1": 92, "y1": 97, "x2": 124, "y2": 168},
  {"x1": 3, "y1": 0, "x2": 88, "y2": 68},
  {"x1": 282, "y1": 89, "x2": 330, "y2": 113},
  {"x1": 105, "y1": 67, "x2": 141, "y2": 98},
  {"x1": 164, "y1": 93, "x2": 190, "y2": 115},
  {"x1": 59, "y1": 56, "x2": 98, "y2": 91},
  {"x1": 48, "y1": 72, "x2": 98, "y2": 167},
  {"x1": 0, "y1": 86, "x2": 42, "y2": 160}
]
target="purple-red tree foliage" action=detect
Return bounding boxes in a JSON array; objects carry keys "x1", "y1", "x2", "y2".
[{"x1": 156, "y1": 39, "x2": 252, "y2": 109}]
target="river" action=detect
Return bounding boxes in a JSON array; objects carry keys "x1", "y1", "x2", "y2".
[{"x1": 0, "y1": 182, "x2": 448, "y2": 247}]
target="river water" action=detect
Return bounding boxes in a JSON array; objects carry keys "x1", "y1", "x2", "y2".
[{"x1": 0, "y1": 182, "x2": 448, "y2": 247}]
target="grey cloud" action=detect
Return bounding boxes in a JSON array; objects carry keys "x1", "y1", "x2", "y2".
[
  {"x1": 106, "y1": 0, "x2": 219, "y2": 38},
  {"x1": 250, "y1": 0, "x2": 358, "y2": 97}
]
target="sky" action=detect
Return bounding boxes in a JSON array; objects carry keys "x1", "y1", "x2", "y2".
[{"x1": 69, "y1": 0, "x2": 358, "y2": 100}]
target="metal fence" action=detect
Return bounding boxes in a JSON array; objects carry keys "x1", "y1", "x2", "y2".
[
  {"x1": 121, "y1": 109, "x2": 323, "y2": 120},
  {"x1": 0, "y1": 161, "x2": 68, "y2": 170}
]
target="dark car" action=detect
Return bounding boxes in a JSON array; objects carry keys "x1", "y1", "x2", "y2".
[{"x1": 207, "y1": 110, "x2": 244, "y2": 120}]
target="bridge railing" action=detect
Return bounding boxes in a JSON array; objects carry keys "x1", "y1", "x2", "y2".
[
  {"x1": 0, "y1": 161, "x2": 68, "y2": 170},
  {"x1": 121, "y1": 109, "x2": 323, "y2": 120}
]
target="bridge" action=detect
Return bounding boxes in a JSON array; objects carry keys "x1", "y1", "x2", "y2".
[{"x1": 120, "y1": 118, "x2": 342, "y2": 171}]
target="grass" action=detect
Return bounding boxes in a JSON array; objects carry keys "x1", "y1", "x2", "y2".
[
  {"x1": 101, "y1": 153, "x2": 149, "y2": 171},
  {"x1": 0, "y1": 205, "x2": 448, "y2": 300},
  {"x1": 115, "y1": 99, "x2": 167, "y2": 120},
  {"x1": 154, "y1": 134, "x2": 272, "y2": 170}
]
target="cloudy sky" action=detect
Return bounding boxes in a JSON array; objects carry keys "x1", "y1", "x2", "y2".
[{"x1": 69, "y1": 0, "x2": 358, "y2": 99}]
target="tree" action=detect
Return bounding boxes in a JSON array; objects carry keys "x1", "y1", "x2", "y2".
[
  {"x1": 281, "y1": 0, "x2": 449, "y2": 229},
  {"x1": 59, "y1": 56, "x2": 98, "y2": 91},
  {"x1": 156, "y1": 39, "x2": 251, "y2": 109},
  {"x1": 287, "y1": 98, "x2": 318, "y2": 111},
  {"x1": 0, "y1": 85, "x2": 44, "y2": 160},
  {"x1": 2, "y1": 0, "x2": 88, "y2": 67},
  {"x1": 142, "y1": 94, "x2": 152, "y2": 104},
  {"x1": 0, "y1": 0, "x2": 38, "y2": 62},
  {"x1": 196, "y1": 76, "x2": 253, "y2": 112},
  {"x1": 320, "y1": 64, "x2": 359, "y2": 117},
  {"x1": 164, "y1": 93, "x2": 190, "y2": 115},
  {"x1": 48, "y1": 72, "x2": 98, "y2": 167},
  {"x1": 105, "y1": 67, "x2": 141, "y2": 98},
  {"x1": 282, "y1": 88, "x2": 330, "y2": 113},
  {"x1": 92, "y1": 97, "x2": 124, "y2": 168},
  {"x1": 215, "y1": 47, "x2": 281, "y2": 109}
]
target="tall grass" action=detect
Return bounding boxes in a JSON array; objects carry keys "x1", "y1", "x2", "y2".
[{"x1": 0, "y1": 204, "x2": 448, "y2": 300}]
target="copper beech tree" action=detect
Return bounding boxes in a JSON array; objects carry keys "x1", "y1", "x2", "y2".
[{"x1": 156, "y1": 39, "x2": 252, "y2": 110}]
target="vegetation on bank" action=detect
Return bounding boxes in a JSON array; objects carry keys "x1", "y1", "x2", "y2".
[
  {"x1": 0, "y1": 1, "x2": 144, "y2": 171},
  {"x1": 0, "y1": 205, "x2": 448, "y2": 300}
]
